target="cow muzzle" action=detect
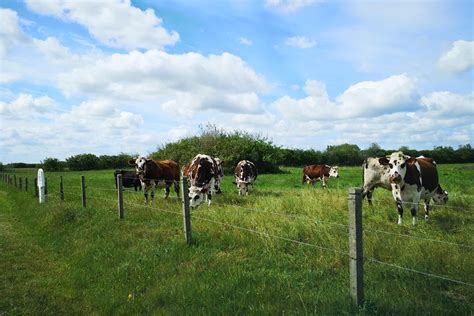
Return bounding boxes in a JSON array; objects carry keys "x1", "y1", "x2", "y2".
[{"x1": 389, "y1": 173, "x2": 402, "y2": 184}]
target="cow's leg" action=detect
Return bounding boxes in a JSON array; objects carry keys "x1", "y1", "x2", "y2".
[
  {"x1": 321, "y1": 177, "x2": 326, "y2": 188},
  {"x1": 411, "y1": 206, "x2": 418, "y2": 226},
  {"x1": 174, "y1": 181, "x2": 180, "y2": 197},
  {"x1": 142, "y1": 182, "x2": 149, "y2": 204},
  {"x1": 164, "y1": 182, "x2": 170, "y2": 198},
  {"x1": 396, "y1": 200, "x2": 403, "y2": 225},
  {"x1": 150, "y1": 182, "x2": 156, "y2": 204},
  {"x1": 424, "y1": 199, "x2": 430, "y2": 222},
  {"x1": 207, "y1": 192, "x2": 212, "y2": 206},
  {"x1": 367, "y1": 190, "x2": 373, "y2": 207}
]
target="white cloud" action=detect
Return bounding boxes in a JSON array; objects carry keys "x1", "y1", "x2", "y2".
[
  {"x1": 285, "y1": 36, "x2": 316, "y2": 49},
  {"x1": 421, "y1": 91, "x2": 474, "y2": 117},
  {"x1": 438, "y1": 40, "x2": 474, "y2": 74},
  {"x1": 25, "y1": 0, "x2": 179, "y2": 50},
  {"x1": 33, "y1": 37, "x2": 71, "y2": 62},
  {"x1": 239, "y1": 37, "x2": 253, "y2": 46},
  {"x1": 265, "y1": 0, "x2": 319, "y2": 13},
  {"x1": 58, "y1": 50, "x2": 270, "y2": 116},
  {"x1": 273, "y1": 74, "x2": 418, "y2": 121},
  {"x1": 0, "y1": 8, "x2": 26, "y2": 57},
  {"x1": 0, "y1": 94, "x2": 56, "y2": 117}
]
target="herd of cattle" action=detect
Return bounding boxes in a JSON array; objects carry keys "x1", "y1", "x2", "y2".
[{"x1": 115, "y1": 151, "x2": 448, "y2": 225}]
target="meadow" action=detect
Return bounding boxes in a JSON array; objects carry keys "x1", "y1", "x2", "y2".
[{"x1": 1, "y1": 164, "x2": 473, "y2": 314}]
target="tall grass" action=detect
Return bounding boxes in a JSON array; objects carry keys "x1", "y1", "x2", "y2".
[{"x1": 0, "y1": 164, "x2": 473, "y2": 314}]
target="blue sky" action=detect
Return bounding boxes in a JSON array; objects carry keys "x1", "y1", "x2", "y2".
[{"x1": 0, "y1": 0, "x2": 473, "y2": 163}]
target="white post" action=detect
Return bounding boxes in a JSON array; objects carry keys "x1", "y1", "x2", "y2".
[{"x1": 37, "y1": 168, "x2": 45, "y2": 203}]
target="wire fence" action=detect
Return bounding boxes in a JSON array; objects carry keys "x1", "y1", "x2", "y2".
[{"x1": 1, "y1": 172, "x2": 473, "y2": 296}]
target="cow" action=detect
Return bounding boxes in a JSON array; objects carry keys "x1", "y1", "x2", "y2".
[
  {"x1": 128, "y1": 157, "x2": 180, "y2": 203},
  {"x1": 362, "y1": 155, "x2": 441, "y2": 206},
  {"x1": 114, "y1": 169, "x2": 141, "y2": 191},
  {"x1": 186, "y1": 154, "x2": 220, "y2": 208},
  {"x1": 234, "y1": 160, "x2": 258, "y2": 195},
  {"x1": 183, "y1": 156, "x2": 224, "y2": 194},
  {"x1": 302, "y1": 164, "x2": 339, "y2": 187},
  {"x1": 386, "y1": 151, "x2": 448, "y2": 225}
]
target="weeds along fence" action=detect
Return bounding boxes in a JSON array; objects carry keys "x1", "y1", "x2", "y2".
[{"x1": 1, "y1": 171, "x2": 473, "y2": 308}]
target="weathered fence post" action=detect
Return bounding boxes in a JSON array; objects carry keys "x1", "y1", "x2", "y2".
[
  {"x1": 19, "y1": 177, "x2": 22, "y2": 190},
  {"x1": 117, "y1": 174, "x2": 124, "y2": 219},
  {"x1": 25, "y1": 177, "x2": 28, "y2": 192},
  {"x1": 37, "y1": 169, "x2": 46, "y2": 204},
  {"x1": 45, "y1": 177, "x2": 48, "y2": 196},
  {"x1": 181, "y1": 176, "x2": 192, "y2": 245},
  {"x1": 14, "y1": 175, "x2": 17, "y2": 187},
  {"x1": 60, "y1": 176, "x2": 64, "y2": 201},
  {"x1": 348, "y1": 187, "x2": 364, "y2": 307},
  {"x1": 81, "y1": 175, "x2": 86, "y2": 208}
]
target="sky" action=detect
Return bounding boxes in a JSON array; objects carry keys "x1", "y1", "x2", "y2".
[{"x1": 0, "y1": 0, "x2": 473, "y2": 163}]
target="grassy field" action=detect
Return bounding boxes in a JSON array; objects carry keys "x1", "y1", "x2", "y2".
[{"x1": 1, "y1": 165, "x2": 473, "y2": 314}]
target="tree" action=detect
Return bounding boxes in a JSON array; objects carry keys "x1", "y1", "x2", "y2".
[
  {"x1": 66, "y1": 154, "x2": 101, "y2": 170},
  {"x1": 42, "y1": 157, "x2": 65, "y2": 171}
]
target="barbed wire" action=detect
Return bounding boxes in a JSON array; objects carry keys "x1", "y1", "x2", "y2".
[
  {"x1": 366, "y1": 257, "x2": 474, "y2": 288},
  {"x1": 366, "y1": 196, "x2": 474, "y2": 211}
]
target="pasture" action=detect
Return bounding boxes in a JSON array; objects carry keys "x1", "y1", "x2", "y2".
[{"x1": 1, "y1": 164, "x2": 473, "y2": 314}]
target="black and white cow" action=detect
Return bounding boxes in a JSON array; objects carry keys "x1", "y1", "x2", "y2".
[
  {"x1": 386, "y1": 151, "x2": 448, "y2": 225},
  {"x1": 214, "y1": 157, "x2": 224, "y2": 194},
  {"x1": 186, "y1": 154, "x2": 220, "y2": 208},
  {"x1": 361, "y1": 157, "x2": 392, "y2": 206},
  {"x1": 234, "y1": 160, "x2": 258, "y2": 195}
]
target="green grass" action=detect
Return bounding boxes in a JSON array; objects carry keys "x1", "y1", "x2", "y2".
[{"x1": 0, "y1": 165, "x2": 473, "y2": 314}]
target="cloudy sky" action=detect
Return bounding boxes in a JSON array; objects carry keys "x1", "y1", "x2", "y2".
[{"x1": 0, "y1": 0, "x2": 473, "y2": 163}]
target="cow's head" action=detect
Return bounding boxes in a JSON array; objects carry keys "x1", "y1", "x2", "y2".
[
  {"x1": 432, "y1": 185, "x2": 449, "y2": 205},
  {"x1": 329, "y1": 166, "x2": 339, "y2": 178},
  {"x1": 387, "y1": 151, "x2": 410, "y2": 184},
  {"x1": 189, "y1": 186, "x2": 206, "y2": 208},
  {"x1": 128, "y1": 156, "x2": 150, "y2": 174},
  {"x1": 236, "y1": 180, "x2": 249, "y2": 196}
]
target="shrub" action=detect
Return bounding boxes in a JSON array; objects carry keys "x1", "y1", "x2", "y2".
[{"x1": 42, "y1": 157, "x2": 65, "y2": 171}]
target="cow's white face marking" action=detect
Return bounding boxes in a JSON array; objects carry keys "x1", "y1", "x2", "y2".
[
  {"x1": 387, "y1": 152, "x2": 408, "y2": 184},
  {"x1": 189, "y1": 187, "x2": 206, "y2": 208},
  {"x1": 134, "y1": 157, "x2": 148, "y2": 173},
  {"x1": 329, "y1": 166, "x2": 339, "y2": 178},
  {"x1": 237, "y1": 180, "x2": 249, "y2": 195}
]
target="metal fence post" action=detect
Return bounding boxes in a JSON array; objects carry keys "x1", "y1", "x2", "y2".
[
  {"x1": 81, "y1": 175, "x2": 86, "y2": 208},
  {"x1": 348, "y1": 187, "x2": 364, "y2": 307},
  {"x1": 60, "y1": 176, "x2": 64, "y2": 201},
  {"x1": 181, "y1": 176, "x2": 192, "y2": 245},
  {"x1": 117, "y1": 174, "x2": 124, "y2": 219}
]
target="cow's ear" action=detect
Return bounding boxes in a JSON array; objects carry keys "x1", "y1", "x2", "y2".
[
  {"x1": 378, "y1": 157, "x2": 389, "y2": 165},
  {"x1": 146, "y1": 159, "x2": 152, "y2": 162},
  {"x1": 128, "y1": 159, "x2": 136, "y2": 166}
]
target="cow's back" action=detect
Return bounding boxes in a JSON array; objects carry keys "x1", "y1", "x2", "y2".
[
  {"x1": 417, "y1": 158, "x2": 438, "y2": 192},
  {"x1": 303, "y1": 164, "x2": 324, "y2": 178},
  {"x1": 155, "y1": 160, "x2": 180, "y2": 181}
]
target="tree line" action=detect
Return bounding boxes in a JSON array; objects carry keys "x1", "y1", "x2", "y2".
[{"x1": 2, "y1": 127, "x2": 473, "y2": 172}]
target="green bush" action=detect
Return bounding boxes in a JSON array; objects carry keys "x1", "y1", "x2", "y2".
[
  {"x1": 42, "y1": 157, "x2": 65, "y2": 171},
  {"x1": 66, "y1": 154, "x2": 101, "y2": 171}
]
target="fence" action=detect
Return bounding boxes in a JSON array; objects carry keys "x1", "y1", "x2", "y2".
[{"x1": 0, "y1": 171, "x2": 472, "y2": 309}]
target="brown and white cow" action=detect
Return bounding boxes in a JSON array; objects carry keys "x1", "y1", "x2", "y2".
[
  {"x1": 183, "y1": 156, "x2": 224, "y2": 194},
  {"x1": 386, "y1": 152, "x2": 448, "y2": 225},
  {"x1": 186, "y1": 154, "x2": 220, "y2": 208},
  {"x1": 234, "y1": 160, "x2": 258, "y2": 195},
  {"x1": 128, "y1": 157, "x2": 180, "y2": 203},
  {"x1": 302, "y1": 164, "x2": 339, "y2": 187}
]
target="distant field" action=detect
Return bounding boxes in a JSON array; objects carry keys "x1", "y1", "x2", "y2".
[{"x1": 1, "y1": 164, "x2": 473, "y2": 314}]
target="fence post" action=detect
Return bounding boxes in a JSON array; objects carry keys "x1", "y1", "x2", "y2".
[
  {"x1": 14, "y1": 175, "x2": 17, "y2": 187},
  {"x1": 348, "y1": 187, "x2": 364, "y2": 307},
  {"x1": 117, "y1": 174, "x2": 124, "y2": 219},
  {"x1": 181, "y1": 176, "x2": 192, "y2": 245},
  {"x1": 25, "y1": 177, "x2": 28, "y2": 192},
  {"x1": 45, "y1": 177, "x2": 48, "y2": 196},
  {"x1": 81, "y1": 175, "x2": 86, "y2": 208},
  {"x1": 60, "y1": 176, "x2": 64, "y2": 201},
  {"x1": 19, "y1": 177, "x2": 22, "y2": 190}
]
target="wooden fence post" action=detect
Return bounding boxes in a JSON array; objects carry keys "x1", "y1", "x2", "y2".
[
  {"x1": 25, "y1": 177, "x2": 28, "y2": 192},
  {"x1": 60, "y1": 176, "x2": 64, "y2": 201},
  {"x1": 19, "y1": 177, "x2": 22, "y2": 190},
  {"x1": 81, "y1": 175, "x2": 86, "y2": 208},
  {"x1": 34, "y1": 177, "x2": 38, "y2": 197},
  {"x1": 117, "y1": 174, "x2": 124, "y2": 219},
  {"x1": 181, "y1": 176, "x2": 192, "y2": 245},
  {"x1": 14, "y1": 175, "x2": 17, "y2": 187},
  {"x1": 348, "y1": 187, "x2": 364, "y2": 307},
  {"x1": 45, "y1": 177, "x2": 48, "y2": 196}
]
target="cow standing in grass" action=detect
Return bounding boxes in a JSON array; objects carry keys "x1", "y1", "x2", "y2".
[
  {"x1": 186, "y1": 154, "x2": 220, "y2": 208},
  {"x1": 234, "y1": 160, "x2": 257, "y2": 195},
  {"x1": 114, "y1": 169, "x2": 141, "y2": 191},
  {"x1": 386, "y1": 152, "x2": 448, "y2": 225},
  {"x1": 302, "y1": 164, "x2": 339, "y2": 187},
  {"x1": 128, "y1": 157, "x2": 180, "y2": 204}
]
